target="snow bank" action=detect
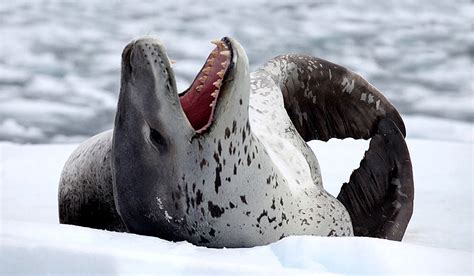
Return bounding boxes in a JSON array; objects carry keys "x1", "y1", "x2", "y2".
[
  {"x1": 2, "y1": 221, "x2": 470, "y2": 275},
  {"x1": 1, "y1": 138, "x2": 472, "y2": 274}
]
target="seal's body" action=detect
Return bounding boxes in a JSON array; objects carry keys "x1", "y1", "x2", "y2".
[
  {"x1": 59, "y1": 37, "x2": 413, "y2": 247},
  {"x1": 59, "y1": 131, "x2": 127, "y2": 232}
]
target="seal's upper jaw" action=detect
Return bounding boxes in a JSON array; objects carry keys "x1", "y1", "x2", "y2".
[
  {"x1": 179, "y1": 38, "x2": 234, "y2": 133},
  {"x1": 122, "y1": 38, "x2": 175, "y2": 84}
]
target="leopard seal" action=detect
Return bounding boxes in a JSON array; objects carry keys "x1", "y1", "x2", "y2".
[{"x1": 59, "y1": 36, "x2": 414, "y2": 247}]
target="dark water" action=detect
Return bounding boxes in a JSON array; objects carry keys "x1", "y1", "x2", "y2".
[{"x1": 0, "y1": 0, "x2": 472, "y2": 143}]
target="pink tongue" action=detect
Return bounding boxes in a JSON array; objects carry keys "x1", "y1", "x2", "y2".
[{"x1": 179, "y1": 46, "x2": 229, "y2": 131}]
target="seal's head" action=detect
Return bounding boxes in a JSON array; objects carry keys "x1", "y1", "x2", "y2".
[{"x1": 112, "y1": 37, "x2": 249, "y2": 240}]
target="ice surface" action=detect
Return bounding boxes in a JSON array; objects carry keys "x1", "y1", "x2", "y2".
[
  {"x1": 0, "y1": 0, "x2": 472, "y2": 143},
  {"x1": 1, "y1": 221, "x2": 471, "y2": 275},
  {"x1": 1, "y1": 137, "x2": 472, "y2": 274}
]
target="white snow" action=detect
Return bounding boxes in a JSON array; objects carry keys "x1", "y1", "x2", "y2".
[{"x1": 1, "y1": 136, "x2": 472, "y2": 274}]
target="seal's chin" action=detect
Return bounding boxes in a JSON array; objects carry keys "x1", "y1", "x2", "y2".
[{"x1": 179, "y1": 39, "x2": 232, "y2": 133}]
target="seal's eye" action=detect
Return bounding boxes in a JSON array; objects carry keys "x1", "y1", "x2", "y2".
[{"x1": 150, "y1": 127, "x2": 165, "y2": 146}]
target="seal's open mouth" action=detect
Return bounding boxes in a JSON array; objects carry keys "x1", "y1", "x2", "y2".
[{"x1": 179, "y1": 39, "x2": 232, "y2": 133}]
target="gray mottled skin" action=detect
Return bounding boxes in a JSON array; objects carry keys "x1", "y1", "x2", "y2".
[
  {"x1": 58, "y1": 131, "x2": 127, "y2": 231},
  {"x1": 59, "y1": 36, "x2": 413, "y2": 247}
]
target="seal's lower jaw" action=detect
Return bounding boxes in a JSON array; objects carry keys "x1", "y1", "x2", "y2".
[{"x1": 179, "y1": 39, "x2": 233, "y2": 133}]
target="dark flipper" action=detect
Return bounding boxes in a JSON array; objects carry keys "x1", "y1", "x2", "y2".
[
  {"x1": 337, "y1": 118, "x2": 413, "y2": 240},
  {"x1": 259, "y1": 55, "x2": 414, "y2": 240},
  {"x1": 261, "y1": 55, "x2": 406, "y2": 141}
]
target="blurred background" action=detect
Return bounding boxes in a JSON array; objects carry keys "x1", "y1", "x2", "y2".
[{"x1": 0, "y1": 0, "x2": 472, "y2": 144}]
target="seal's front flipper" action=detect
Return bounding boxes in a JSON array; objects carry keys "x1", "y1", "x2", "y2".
[
  {"x1": 260, "y1": 54, "x2": 414, "y2": 240},
  {"x1": 337, "y1": 118, "x2": 413, "y2": 241}
]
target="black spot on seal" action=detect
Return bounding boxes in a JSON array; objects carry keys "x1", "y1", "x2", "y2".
[
  {"x1": 196, "y1": 190, "x2": 203, "y2": 206},
  {"x1": 208, "y1": 201, "x2": 225, "y2": 218},
  {"x1": 256, "y1": 209, "x2": 268, "y2": 223}
]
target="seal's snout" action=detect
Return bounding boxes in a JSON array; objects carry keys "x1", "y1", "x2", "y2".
[
  {"x1": 118, "y1": 37, "x2": 179, "y2": 124},
  {"x1": 129, "y1": 38, "x2": 170, "y2": 73},
  {"x1": 120, "y1": 37, "x2": 176, "y2": 100},
  {"x1": 120, "y1": 38, "x2": 170, "y2": 80}
]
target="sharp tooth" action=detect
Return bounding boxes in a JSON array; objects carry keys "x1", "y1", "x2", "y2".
[
  {"x1": 213, "y1": 79, "x2": 222, "y2": 87},
  {"x1": 211, "y1": 39, "x2": 225, "y2": 48},
  {"x1": 208, "y1": 58, "x2": 215, "y2": 64},
  {"x1": 217, "y1": 70, "x2": 225, "y2": 78},
  {"x1": 196, "y1": 85, "x2": 203, "y2": 92},
  {"x1": 221, "y1": 61, "x2": 228, "y2": 67},
  {"x1": 199, "y1": 75, "x2": 207, "y2": 83},
  {"x1": 211, "y1": 39, "x2": 221, "y2": 45},
  {"x1": 209, "y1": 102, "x2": 214, "y2": 107},
  {"x1": 211, "y1": 91, "x2": 217, "y2": 97},
  {"x1": 202, "y1": 67, "x2": 211, "y2": 74},
  {"x1": 220, "y1": 50, "x2": 230, "y2": 57}
]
